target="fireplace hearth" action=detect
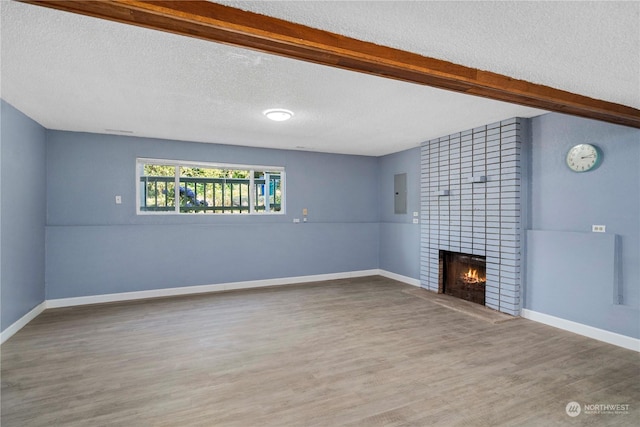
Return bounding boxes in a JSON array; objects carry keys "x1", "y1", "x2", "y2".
[{"x1": 439, "y1": 251, "x2": 486, "y2": 305}]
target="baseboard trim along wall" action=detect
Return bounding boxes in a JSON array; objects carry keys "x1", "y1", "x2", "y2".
[
  {"x1": 1, "y1": 270, "x2": 409, "y2": 344},
  {"x1": 378, "y1": 270, "x2": 421, "y2": 287},
  {"x1": 46, "y1": 269, "x2": 381, "y2": 308},
  {"x1": 0, "y1": 301, "x2": 47, "y2": 345},
  {"x1": 2, "y1": 272, "x2": 637, "y2": 353},
  {"x1": 521, "y1": 309, "x2": 640, "y2": 352}
]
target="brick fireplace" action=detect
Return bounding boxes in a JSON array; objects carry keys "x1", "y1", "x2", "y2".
[{"x1": 420, "y1": 118, "x2": 528, "y2": 316}]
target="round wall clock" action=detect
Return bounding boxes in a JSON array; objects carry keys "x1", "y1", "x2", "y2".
[{"x1": 566, "y1": 143, "x2": 601, "y2": 172}]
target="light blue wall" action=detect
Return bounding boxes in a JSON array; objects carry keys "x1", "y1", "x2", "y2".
[
  {"x1": 4, "y1": 99, "x2": 639, "y2": 342},
  {"x1": 1, "y1": 100, "x2": 46, "y2": 332},
  {"x1": 378, "y1": 147, "x2": 421, "y2": 279},
  {"x1": 45, "y1": 131, "x2": 380, "y2": 298},
  {"x1": 526, "y1": 113, "x2": 640, "y2": 338}
]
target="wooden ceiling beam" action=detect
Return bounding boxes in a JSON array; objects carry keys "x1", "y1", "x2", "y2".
[{"x1": 20, "y1": 0, "x2": 640, "y2": 128}]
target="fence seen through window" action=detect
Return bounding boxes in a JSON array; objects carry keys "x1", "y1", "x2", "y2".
[{"x1": 137, "y1": 159, "x2": 284, "y2": 214}]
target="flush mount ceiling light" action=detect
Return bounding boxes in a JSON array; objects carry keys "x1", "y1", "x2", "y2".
[{"x1": 263, "y1": 108, "x2": 294, "y2": 122}]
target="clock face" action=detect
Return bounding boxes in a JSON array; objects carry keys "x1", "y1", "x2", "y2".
[{"x1": 566, "y1": 144, "x2": 600, "y2": 172}]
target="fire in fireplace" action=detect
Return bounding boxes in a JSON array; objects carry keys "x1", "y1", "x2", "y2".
[{"x1": 439, "y1": 251, "x2": 487, "y2": 305}]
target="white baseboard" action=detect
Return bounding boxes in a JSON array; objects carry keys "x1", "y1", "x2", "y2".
[
  {"x1": 2, "y1": 270, "x2": 380, "y2": 345},
  {"x1": 1, "y1": 301, "x2": 47, "y2": 345},
  {"x1": 377, "y1": 269, "x2": 421, "y2": 287},
  {"x1": 521, "y1": 309, "x2": 639, "y2": 352},
  {"x1": 4, "y1": 270, "x2": 412, "y2": 343},
  {"x1": 45, "y1": 269, "x2": 380, "y2": 308}
]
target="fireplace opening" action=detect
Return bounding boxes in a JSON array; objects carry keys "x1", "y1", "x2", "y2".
[{"x1": 439, "y1": 251, "x2": 486, "y2": 305}]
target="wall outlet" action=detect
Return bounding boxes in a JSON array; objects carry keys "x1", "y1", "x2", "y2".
[
  {"x1": 293, "y1": 218, "x2": 300, "y2": 223},
  {"x1": 115, "y1": 195, "x2": 122, "y2": 204},
  {"x1": 413, "y1": 212, "x2": 419, "y2": 217},
  {"x1": 592, "y1": 225, "x2": 606, "y2": 233},
  {"x1": 413, "y1": 218, "x2": 419, "y2": 224}
]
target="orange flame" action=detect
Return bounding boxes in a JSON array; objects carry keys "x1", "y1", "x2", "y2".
[
  {"x1": 464, "y1": 268, "x2": 478, "y2": 281},
  {"x1": 462, "y1": 268, "x2": 485, "y2": 284}
]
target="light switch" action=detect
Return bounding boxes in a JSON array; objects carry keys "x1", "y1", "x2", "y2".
[
  {"x1": 115, "y1": 195, "x2": 122, "y2": 204},
  {"x1": 302, "y1": 208, "x2": 308, "y2": 216}
]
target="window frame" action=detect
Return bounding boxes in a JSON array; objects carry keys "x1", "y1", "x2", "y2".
[{"x1": 136, "y1": 157, "x2": 286, "y2": 215}]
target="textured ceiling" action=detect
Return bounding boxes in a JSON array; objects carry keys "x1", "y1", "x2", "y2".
[
  {"x1": 218, "y1": 0, "x2": 640, "y2": 110},
  {"x1": 1, "y1": 1, "x2": 636, "y2": 156}
]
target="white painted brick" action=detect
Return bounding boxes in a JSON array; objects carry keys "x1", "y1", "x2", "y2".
[
  {"x1": 501, "y1": 145, "x2": 520, "y2": 154},
  {"x1": 485, "y1": 242, "x2": 500, "y2": 251},
  {"x1": 485, "y1": 300, "x2": 500, "y2": 311},
  {"x1": 500, "y1": 129, "x2": 518, "y2": 138},
  {"x1": 502, "y1": 187, "x2": 521, "y2": 196},
  {"x1": 486, "y1": 251, "x2": 501, "y2": 260},
  {"x1": 500, "y1": 172, "x2": 520, "y2": 182},
  {"x1": 499, "y1": 271, "x2": 520, "y2": 281},
  {"x1": 499, "y1": 298, "x2": 519, "y2": 308},
  {"x1": 500, "y1": 166, "x2": 520, "y2": 175},
  {"x1": 420, "y1": 120, "x2": 526, "y2": 315},
  {"x1": 486, "y1": 134, "x2": 501, "y2": 144},
  {"x1": 500, "y1": 251, "x2": 520, "y2": 261},
  {"x1": 500, "y1": 285, "x2": 519, "y2": 295},
  {"x1": 501, "y1": 117, "x2": 518, "y2": 126},
  {"x1": 486, "y1": 277, "x2": 501, "y2": 287},
  {"x1": 499, "y1": 258, "x2": 519, "y2": 268},
  {"x1": 460, "y1": 141, "x2": 473, "y2": 150},
  {"x1": 485, "y1": 287, "x2": 500, "y2": 300},
  {"x1": 501, "y1": 155, "x2": 520, "y2": 165},
  {"x1": 499, "y1": 264, "x2": 521, "y2": 273},
  {"x1": 486, "y1": 158, "x2": 500, "y2": 168}
]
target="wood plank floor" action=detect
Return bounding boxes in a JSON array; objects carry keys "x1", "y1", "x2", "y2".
[{"x1": 2, "y1": 276, "x2": 638, "y2": 426}]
